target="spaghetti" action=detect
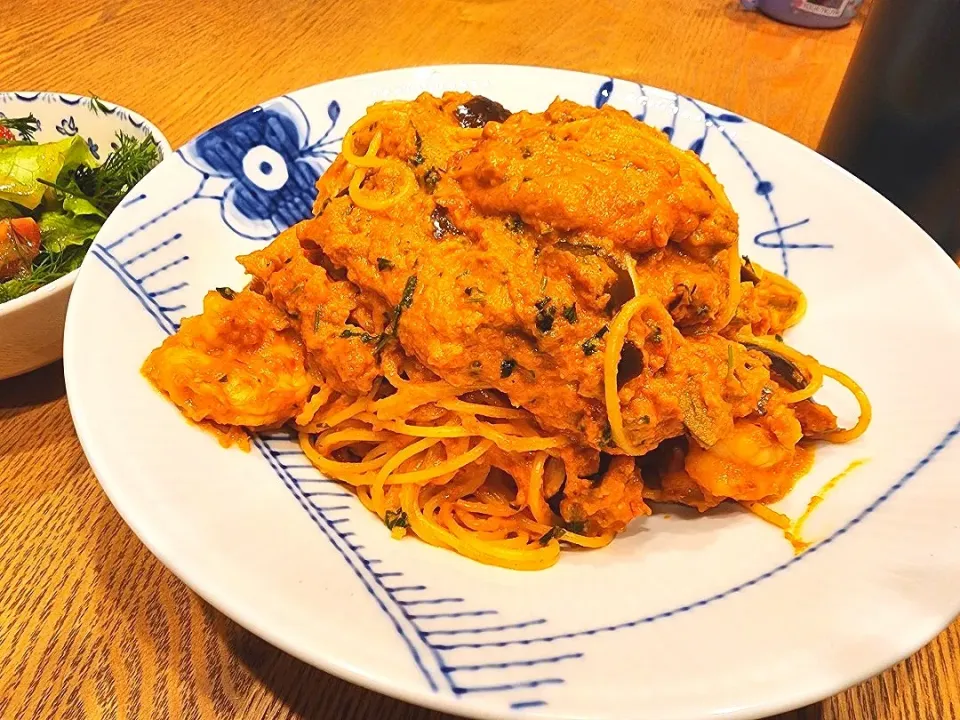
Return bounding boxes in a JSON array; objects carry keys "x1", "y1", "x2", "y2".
[{"x1": 143, "y1": 92, "x2": 871, "y2": 570}]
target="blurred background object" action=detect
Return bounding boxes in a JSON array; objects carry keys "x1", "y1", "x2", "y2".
[
  {"x1": 819, "y1": 0, "x2": 960, "y2": 260},
  {"x1": 740, "y1": 0, "x2": 864, "y2": 28}
]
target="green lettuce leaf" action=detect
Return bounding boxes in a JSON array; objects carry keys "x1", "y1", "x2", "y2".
[
  {"x1": 63, "y1": 194, "x2": 106, "y2": 218},
  {"x1": 38, "y1": 211, "x2": 103, "y2": 254},
  {"x1": 0, "y1": 137, "x2": 96, "y2": 210}
]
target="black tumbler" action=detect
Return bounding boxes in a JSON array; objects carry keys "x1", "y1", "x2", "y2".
[{"x1": 819, "y1": 0, "x2": 960, "y2": 259}]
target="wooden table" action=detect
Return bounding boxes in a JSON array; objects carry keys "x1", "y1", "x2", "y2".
[{"x1": 3, "y1": 1, "x2": 958, "y2": 718}]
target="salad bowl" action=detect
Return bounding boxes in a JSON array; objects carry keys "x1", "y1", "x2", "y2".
[{"x1": 0, "y1": 91, "x2": 169, "y2": 380}]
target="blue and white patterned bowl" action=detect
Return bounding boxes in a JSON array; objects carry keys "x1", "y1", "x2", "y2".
[
  {"x1": 62, "y1": 67, "x2": 960, "y2": 719},
  {"x1": 0, "y1": 91, "x2": 170, "y2": 380}
]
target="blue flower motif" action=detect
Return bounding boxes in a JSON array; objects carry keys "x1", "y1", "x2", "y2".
[
  {"x1": 87, "y1": 137, "x2": 100, "y2": 159},
  {"x1": 182, "y1": 96, "x2": 340, "y2": 240},
  {"x1": 56, "y1": 116, "x2": 78, "y2": 137}
]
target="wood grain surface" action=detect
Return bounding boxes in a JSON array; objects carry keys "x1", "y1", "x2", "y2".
[{"x1": 2, "y1": 1, "x2": 958, "y2": 718}]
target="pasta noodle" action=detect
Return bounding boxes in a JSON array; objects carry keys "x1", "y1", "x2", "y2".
[{"x1": 143, "y1": 92, "x2": 871, "y2": 571}]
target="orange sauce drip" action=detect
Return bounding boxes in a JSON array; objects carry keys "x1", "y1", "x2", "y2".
[{"x1": 786, "y1": 458, "x2": 868, "y2": 552}]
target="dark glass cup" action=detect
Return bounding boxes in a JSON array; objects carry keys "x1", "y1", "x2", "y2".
[{"x1": 819, "y1": 0, "x2": 960, "y2": 259}]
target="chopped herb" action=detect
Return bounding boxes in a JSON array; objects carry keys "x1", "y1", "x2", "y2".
[
  {"x1": 90, "y1": 95, "x2": 112, "y2": 116},
  {"x1": 562, "y1": 304, "x2": 577, "y2": 324},
  {"x1": 340, "y1": 328, "x2": 377, "y2": 342},
  {"x1": 410, "y1": 130, "x2": 425, "y2": 166},
  {"x1": 218, "y1": 375, "x2": 229, "y2": 383},
  {"x1": 399, "y1": 274, "x2": 418, "y2": 310},
  {"x1": 535, "y1": 297, "x2": 555, "y2": 333},
  {"x1": 582, "y1": 325, "x2": 609, "y2": 356},
  {"x1": 64, "y1": 132, "x2": 161, "y2": 215},
  {"x1": 0, "y1": 238, "x2": 88, "y2": 303},
  {"x1": 500, "y1": 358, "x2": 517, "y2": 378},
  {"x1": 423, "y1": 167, "x2": 440, "y2": 194},
  {"x1": 639, "y1": 415, "x2": 651, "y2": 424},
  {"x1": 564, "y1": 520, "x2": 586, "y2": 534},
  {"x1": 313, "y1": 307, "x2": 322, "y2": 332},
  {"x1": 726, "y1": 344, "x2": 735, "y2": 380},
  {"x1": 216, "y1": 287, "x2": 236, "y2": 300},
  {"x1": 536, "y1": 310, "x2": 555, "y2": 333},
  {"x1": 646, "y1": 321, "x2": 662, "y2": 344},
  {"x1": 775, "y1": 333, "x2": 784, "y2": 343},
  {"x1": 384, "y1": 509, "x2": 409, "y2": 530},
  {"x1": 539, "y1": 526, "x2": 566, "y2": 545},
  {"x1": 369, "y1": 275, "x2": 418, "y2": 356},
  {"x1": 377, "y1": 257, "x2": 394, "y2": 271},
  {"x1": 600, "y1": 424, "x2": 613, "y2": 447},
  {"x1": 505, "y1": 214, "x2": 525, "y2": 233},
  {"x1": 0, "y1": 114, "x2": 40, "y2": 143}
]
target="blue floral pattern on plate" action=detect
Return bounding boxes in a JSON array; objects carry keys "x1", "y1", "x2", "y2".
[{"x1": 181, "y1": 96, "x2": 341, "y2": 239}]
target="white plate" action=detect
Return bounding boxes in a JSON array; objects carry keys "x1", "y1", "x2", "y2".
[{"x1": 63, "y1": 65, "x2": 960, "y2": 720}]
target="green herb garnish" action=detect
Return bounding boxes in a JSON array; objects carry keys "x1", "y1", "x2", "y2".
[
  {"x1": 600, "y1": 424, "x2": 613, "y2": 447},
  {"x1": 423, "y1": 167, "x2": 440, "y2": 194},
  {"x1": 385, "y1": 509, "x2": 409, "y2": 530},
  {"x1": 45, "y1": 132, "x2": 161, "y2": 216},
  {"x1": 410, "y1": 130, "x2": 425, "y2": 167},
  {"x1": 582, "y1": 325, "x2": 609, "y2": 356},
  {"x1": 535, "y1": 297, "x2": 555, "y2": 333},
  {"x1": 539, "y1": 526, "x2": 566, "y2": 545},
  {"x1": 0, "y1": 114, "x2": 40, "y2": 143},
  {"x1": 0, "y1": 241, "x2": 88, "y2": 303},
  {"x1": 370, "y1": 275, "x2": 418, "y2": 356},
  {"x1": 340, "y1": 328, "x2": 377, "y2": 342},
  {"x1": 646, "y1": 321, "x2": 662, "y2": 344},
  {"x1": 90, "y1": 95, "x2": 112, "y2": 116},
  {"x1": 505, "y1": 214, "x2": 525, "y2": 233}
]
